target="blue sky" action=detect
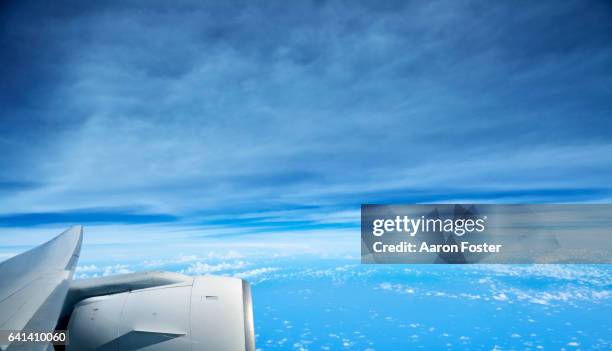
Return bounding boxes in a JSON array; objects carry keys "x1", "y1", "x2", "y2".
[{"x1": 1, "y1": 0, "x2": 612, "y2": 261}]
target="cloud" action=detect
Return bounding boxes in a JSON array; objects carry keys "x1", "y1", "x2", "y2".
[
  {"x1": 473, "y1": 264, "x2": 611, "y2": 286},
  {"x1": 0, "y1": 208, "x2": 177, "y2": 227},
  {"x1": 233, "y1": 267, "x2": 279, "y2": 279},
  {"x1": 206, "y1": 250, "x2": 244, "y2": 259},
  {"x1": 378, "y1": 282, "x2": 415, "y2": 294},
  {"x1": 492, "y1": 293, "x2": 508, "y2": 301},
  {"x1": 103, "y1": 264, "x2": 134, "y2": 276},
  {"x1": 375, "y1": 265, "x2": 612, "y2": 307},
  {"x1": 76, "y1": 264, "x2": 99, "y2": 273},
  {"x1": 0, "y1": 1, "x2": 611, "y2": 252},
  {"x1": 75, "y1": 263, "x2": 134, "y2": 278},
  {"x1": 0, "y1": 181, "x2": 42, "y2": 194},
  {"x1": 177, "y1": 253, "x2": 200, "y2": 262},
  {"x1": 182, "y1": 260, "x2": 250, "y2": 275}
]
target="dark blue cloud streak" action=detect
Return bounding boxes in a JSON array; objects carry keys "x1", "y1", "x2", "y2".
[{"x1": 0, "y1": 209, "x2": 177, "y2": 227}]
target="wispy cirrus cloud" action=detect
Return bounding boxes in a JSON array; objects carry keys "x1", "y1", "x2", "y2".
[{"x1": 1, "y1": 1, "x2": 611, "y2": 253}]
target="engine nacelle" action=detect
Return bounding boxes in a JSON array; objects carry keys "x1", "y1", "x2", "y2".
[{"x1": 66, "y1": 276, "x2": 255, "y2": 351}]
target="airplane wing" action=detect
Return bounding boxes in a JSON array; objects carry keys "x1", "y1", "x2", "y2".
[
  {"x1": 0, "y1": 226, "x2": 82, "y2": 350},
  {"x1": 0, "y1": 226, "x2": 255, "y2": 351}
]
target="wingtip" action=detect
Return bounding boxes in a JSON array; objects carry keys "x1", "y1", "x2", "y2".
[
  {"x1": 55, "y1": 225, "x2": 83, "y2": 246},
  {"x1": 64, "y1": 225, "x2": 83, "y2": 236},
  {"x1": 69, "y1": 224, "x2": 84, "y2": 232},
  {"x1": 59, "y1": 225, "x2": 83, "y2": 270}
]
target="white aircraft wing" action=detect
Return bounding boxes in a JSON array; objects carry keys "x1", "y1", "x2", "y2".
[{"x1": 0, "y1": 226, "x2": 82, "y2": 350}]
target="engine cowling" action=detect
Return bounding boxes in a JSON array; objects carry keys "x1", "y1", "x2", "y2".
[{"x1": 66, "y1": 276, "x2": 255, "y2": 351}]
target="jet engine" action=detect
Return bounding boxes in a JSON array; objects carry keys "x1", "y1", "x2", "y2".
[{"x1": 65, "y1": 275, "x2": 255, "y2": 351}]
